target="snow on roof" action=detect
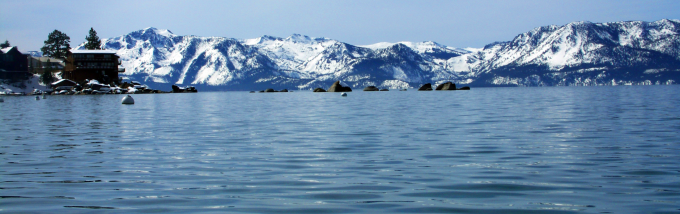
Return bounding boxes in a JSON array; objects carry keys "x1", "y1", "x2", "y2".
[
  {"x1": 1, "y1": 46, "x2": 16, "y2": 53},
  {"x1": 51, "y1": 79, "x2": 76, "y2": 86},
  {"x1": 70, "y1": 50, "x2": 117, "y2": 54}
]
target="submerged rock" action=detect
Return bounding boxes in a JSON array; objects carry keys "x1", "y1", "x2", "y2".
[
  {"x1": 328, "y1": 81, "x2": 352, "y2": 92},
  {"x1": 418, "y1": 83, "x2": 433, "y2": 91},
  {"x1": 264, "y1": 88, "x2": 277, "y2": 92},
  {"x1": 435, "y1": 82, "x2": 456, "y2": 90},
  {"x1": 279, "y1": 89, "x2": 289, "y2": 92},
  {"x1": 380, "y1": 89, "x2": 389, "y2": 91},
  {"x1": 313, "y1": 88, "x2": 326, "y2": 92},
  {"x1": 458, "y1": 86, "x2": 470, "y2": 90},
  {"x1": 363, "y1": 86, "x2": 379, "y2": 91}
]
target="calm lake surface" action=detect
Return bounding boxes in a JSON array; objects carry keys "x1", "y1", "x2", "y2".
[{"x1": 1, "y1": 86, "x2": 679, "y2": 214}]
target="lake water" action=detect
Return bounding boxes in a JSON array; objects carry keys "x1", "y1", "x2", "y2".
[{"x1": 1, "y1": 86, "x2": 679, "y2": 214}]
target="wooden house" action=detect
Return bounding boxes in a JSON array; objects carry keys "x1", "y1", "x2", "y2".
[
  {"x1": 63, "y1": 50, "x2": 125, "y2": 84},
  {"x1": 0, "y1": 46, "x2": 31, "y2": 80}
]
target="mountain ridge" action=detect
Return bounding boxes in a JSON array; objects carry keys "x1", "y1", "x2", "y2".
[{"x1": 78, "y1": 19, "x2": 680, "y2": 90}]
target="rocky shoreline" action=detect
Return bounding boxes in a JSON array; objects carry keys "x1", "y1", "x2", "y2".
[{"x1": 251, "y1": 81, "x2": 470, "y2": 93}]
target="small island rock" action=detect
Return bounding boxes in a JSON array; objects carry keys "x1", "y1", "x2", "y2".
[
  {"x1": 172, "y1": 85, "x2": 184, "y2": 93},
  {"x1": 313, "y1": 88, "x2": 327, "y2": 92},
  {"x1": 418, "y1": 83, "x2": 433, "y2": 91},
  {"x1": 435, "y1": 82, "x2": 456, "y2": 90},
  {"x1": 327, "y1": 81, "x2": 352, "y2": 92},
  {"x1": 363, "y1": 86, "x2": 379, "y2": 91}
]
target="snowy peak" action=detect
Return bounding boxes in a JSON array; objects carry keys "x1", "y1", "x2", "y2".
[
  {"x1": 243, "y1": 34, "x2": 333, "y2": 46},
  {"x1": 243, "y1": 35, "x2": 282, "y2": 45},
  {"x1": 285, "y1": 34, "x2": 313, "y2": 43},
  {"x1": 128, "y1": 27, "x2": 176, "y2": 40},
  {"x1": 360, "y1": 41, "x2": 469, "y2": 60}
]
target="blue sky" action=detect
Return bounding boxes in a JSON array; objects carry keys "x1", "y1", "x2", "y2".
[{"x1": 2, "y1": 0, "x2": 679, "y2": 52}]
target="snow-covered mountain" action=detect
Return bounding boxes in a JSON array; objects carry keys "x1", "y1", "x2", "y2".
[
  {"x1": 79, "y1": 19, "x2": 680, "y2": 90},
  {"x1": 472, "y1": 19, "x2": 680, "y2": 86}
]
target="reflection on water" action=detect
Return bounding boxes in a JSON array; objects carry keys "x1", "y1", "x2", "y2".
[{"x1": 1, "y1": 86, "x2": 679, "y2": 213}]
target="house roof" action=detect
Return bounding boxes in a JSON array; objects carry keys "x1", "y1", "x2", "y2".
[
  {"x1": 1, "y1": 47, "x2": 16, "y2": 54},
  {"x1": 70, "y1": 50, "x2": 117, "y2": 54},
  {"x1": 51, "y1": 79, "x2": 77, "y2": 86}
]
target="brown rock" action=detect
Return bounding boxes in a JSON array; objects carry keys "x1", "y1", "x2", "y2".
[
  {"x1": 327, "y1": 81, "x2": 352, "y2": 92},
  {"x1": 435, "y1": 82, "x2": 456, "y2": 90},
  {"x1": 418, "y1": 83, "x2": 433, "y2": 91},
  {"x1": 363, "y1": 86, "x2": 379, "y2": 91}
]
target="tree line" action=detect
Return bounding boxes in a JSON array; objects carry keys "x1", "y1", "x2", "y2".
[
  {"x1": 39, "y1": 27, "x2": 102, "y2": 60},
  {"x1": 29, "y1": 28, "x2": 103, "y2": 84}
]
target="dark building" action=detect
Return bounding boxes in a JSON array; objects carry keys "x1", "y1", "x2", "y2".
[
  {"x1": 63, "y1": 50, "x2": 125, "y2": 84},
  {"x1": 0, "y1": 46, "x2": 31, "y2": 80},
  {"x1": 28, "y1": 56, "x2": 64, "y2": 75}
]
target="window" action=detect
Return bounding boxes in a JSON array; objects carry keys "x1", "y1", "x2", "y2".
[
  {"x1": 104, "y1": 55, "x2": 111, "y2": 59},
  {"x1": 87, "y1": 55, "x2": 94, "y2": 59}
]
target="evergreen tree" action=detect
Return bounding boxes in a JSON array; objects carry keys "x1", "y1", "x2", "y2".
[
  {"x1": 39, "y1": 59, "x2": 55, "y2": 85},
  {"x1": 0, "y1": 40, "x2": 10, "y2": 48},
  {"x1": 84, "y1": 28, "x2": 102, "y2": 50},
  {"x1": 41, "y1": 30, "x2": 71, "y2": 59}
]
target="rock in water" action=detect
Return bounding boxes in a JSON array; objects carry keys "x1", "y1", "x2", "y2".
[
  {"x1": 313, "y1": 88, "x2": 327, "y2": 92},
  {"x1": 121, "y1": 95, "x2": 134, "y2": 104},
  {"x1": 458, "y1": 86, "x2": 471, "y2": 90},
  {"x1": 172, "y1": 85, "x2": 183, "y2": 93},
  {"x1": 435, "y1": 82, "x2": 456, "y2": 90},
  {"x1": 363, "y1": 86, "x2": 379, "y2": 91},
  {"x1": 418, "y1": 83, "x2": 433, "y2": 91},
  {"x1": 327, "y1": 81, "x2": 352, "y2": 92},
  {"x1": 341, "y1": 92, "x2": 347, "y2": 97},
  {"x1": 264, "y1": 88, "x2": 277, "y2": 92},
  {"x1": 380, "y1": 89, "x2": 389, "y2": 91},
  {"x1": 279, "y1": 89, "x2": 288, "y2": 92}
]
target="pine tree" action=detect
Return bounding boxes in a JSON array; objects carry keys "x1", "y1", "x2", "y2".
[
  {"x1": 84, "y1": 28, "x2": 102, "y2": 50},
  {"x1": 40, "y1": 59, "x2": 55, "y2": 85},
  {"x1": 41, "y1": 30, "x2": 71, "y2": 59},
  {"x1": 0, "y1": 40, "x2": 10, "y2": 48}
]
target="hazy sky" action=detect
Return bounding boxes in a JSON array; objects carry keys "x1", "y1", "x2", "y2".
[{"x1": 2, "y1": 0, "x2": 679, "y2": 52}]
